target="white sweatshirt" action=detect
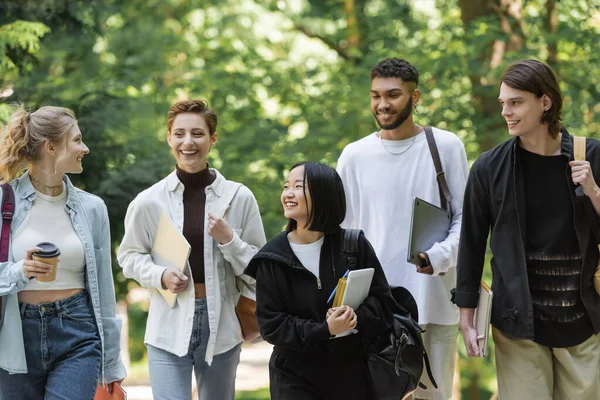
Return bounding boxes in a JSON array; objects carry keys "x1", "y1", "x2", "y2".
[{"x1": 337, "y1": 128, "x2": 469, "y2": 325}]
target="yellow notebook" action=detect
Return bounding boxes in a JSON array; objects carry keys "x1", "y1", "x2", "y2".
[{"x1": 332, "y1": 278, "x2": 347, "y2": 308}]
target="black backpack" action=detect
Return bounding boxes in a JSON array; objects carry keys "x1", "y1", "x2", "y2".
[{"x1": 342, "y1": 229, "x2": 437, "y2": 400}]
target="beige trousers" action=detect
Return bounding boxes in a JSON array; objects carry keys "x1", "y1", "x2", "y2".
[
  {"x1": 493, "y1": 327, "x2": 600, "y2": 400},
  {"x1": 412, "y1": 323, "x2": 458, "y2": 400}
]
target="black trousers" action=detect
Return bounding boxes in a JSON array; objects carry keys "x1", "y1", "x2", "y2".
[{"x1": 269, "y1": 334, "x2": 371, "y2": 400}]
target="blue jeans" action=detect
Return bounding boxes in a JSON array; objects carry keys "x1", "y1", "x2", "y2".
[
  {"x1": 0, "y1": 291, "x2": 101, "y2": 400},
  {"x1": 147, "y1": 298, "x2": 242, "y2": 400}
]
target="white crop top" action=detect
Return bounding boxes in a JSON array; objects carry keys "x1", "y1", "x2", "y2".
[{"x1": 12, "y1": 185, "x2": 86, "y2": 290}]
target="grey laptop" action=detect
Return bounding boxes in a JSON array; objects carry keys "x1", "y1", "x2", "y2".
[{"x1": 407, "y1": 197, "x2": 451, "y2": 266}]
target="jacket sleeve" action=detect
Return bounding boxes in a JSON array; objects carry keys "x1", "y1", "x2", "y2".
[
  {"x1": 425, "y1": 138, "x2": 470, "y2": 276},
  {"x1": 255, "y1": 261, "x2": 331, "y2": 351},
  {"x1": 355, "y1": 233, "x2": 394, "y2": 349},
  {"x1": 117, "y1": 196, "x2": 166, "y2": 289},
  {"x1": 0, "y1": 261, "x2": 29, "y2": 296},
  {"x1": 217, "y1": 187, "x2": 266, "y2": 299},
  {"x1": 95, "y1": 204, "x2": 127, "y2": 383},
  {"x1": 454, "y1": 154, "x2": 491, "y2": 308}
]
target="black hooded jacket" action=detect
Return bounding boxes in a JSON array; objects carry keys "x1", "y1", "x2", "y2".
[
  {"x1": 455, "y1": 129, "x2": 600, "y2": 340},
  {"x1": 244, "y1": 228, "x2": 393, "y2": 355}
]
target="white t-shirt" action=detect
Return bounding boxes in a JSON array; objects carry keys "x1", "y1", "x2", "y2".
[
  {"x1": 337, "y1": 127, "x2": 469, "y2": 325},
  {"x1": 12, "y1": 186, "x2": 85, "y2": 290},
  {"x1": 289, "y1": 236, "x2": 325, "y2": 279}
]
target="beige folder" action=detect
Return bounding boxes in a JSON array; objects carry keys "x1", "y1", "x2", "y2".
[
  {"x1": 473, "y1": 281, "x2": 493, "y2": 357},
  {"x1": 151, "y1": 212, "x2": 191, "y2": 308}
]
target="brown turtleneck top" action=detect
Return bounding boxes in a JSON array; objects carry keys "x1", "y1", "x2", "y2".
[{"x1": 176, "y1": 165, "x2": 215, "y2": 284}]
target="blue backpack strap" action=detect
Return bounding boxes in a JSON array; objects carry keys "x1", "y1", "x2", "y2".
[{"x1": 343, "y1": 229, "x2": 361, "y2": 270}]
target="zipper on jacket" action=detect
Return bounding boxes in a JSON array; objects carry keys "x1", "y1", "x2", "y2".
[{"x1": 330, "y1": 245, "x2": 336, "y2": 278}]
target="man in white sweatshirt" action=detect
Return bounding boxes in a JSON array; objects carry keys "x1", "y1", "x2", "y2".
[{"x1": 337, "y1": 58, "x2": 469, "y2": 400}]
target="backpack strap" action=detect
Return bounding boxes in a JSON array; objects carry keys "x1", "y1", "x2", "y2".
[
  {"x1": 424, "y1": 127, "x2": 452, "y2": 214},
  {"x1": 342, "y1": 229, "x2": 361, "y2": 270},
  {"x1": 573, "y1": 136, "x2": 600, "y2": 253},
  {"x1": 0, "y1": 183, "x2": 15, "y2": 322},
  {"x1": 419, "y1": 349, "x2": 438, "y2": 389}
]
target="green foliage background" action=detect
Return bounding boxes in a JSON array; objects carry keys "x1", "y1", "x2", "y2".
[{"x1": 2, "y1": 0, "x2": 599, "y2": 397}]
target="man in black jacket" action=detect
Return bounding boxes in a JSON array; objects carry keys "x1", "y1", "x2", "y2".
[{"x1": 455, "y1": 59, "x2": 600, "y2": 399}]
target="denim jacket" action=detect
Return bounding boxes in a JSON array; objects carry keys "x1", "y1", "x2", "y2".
[
  {"x1": 118, "y1": 169, "x2": 266, "y2": 364},
  {"x1": 0, "y1": 173, "x2": 126, "y2": 384}
]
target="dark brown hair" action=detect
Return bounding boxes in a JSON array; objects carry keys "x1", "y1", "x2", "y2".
[
  {"x1": 501, "y1": 59, "x2": 563, "y2": 138},
  {"x1": 167, "y1": 99, "x2": 218, "y2": 135}
]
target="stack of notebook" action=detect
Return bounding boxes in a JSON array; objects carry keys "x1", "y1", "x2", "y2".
[{"x1": 330, "y1": 268, "x2": 374, "y2": 309}]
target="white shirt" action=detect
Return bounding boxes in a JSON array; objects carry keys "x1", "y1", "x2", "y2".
[
  {"x1": 337, "y1": 128, "x2": 469, "y2": 325},
  {"x1": 289, "y1": 236, "x2": 324, "y2": 279},
  {"x1": 117, "y1": 169, "x2": 266, "y2": 364},
  {"x1": 12, "y1": 187, "x2": 85, "y2": 290}
]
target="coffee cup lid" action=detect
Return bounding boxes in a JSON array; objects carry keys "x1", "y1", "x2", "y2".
[{"x1": 34, "y1": 242, "x2": 61, "y2": 258}]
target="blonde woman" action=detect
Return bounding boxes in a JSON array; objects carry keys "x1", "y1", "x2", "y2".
[{"x1": 0, "y1": 106, "x2": 126, "y2": 399}]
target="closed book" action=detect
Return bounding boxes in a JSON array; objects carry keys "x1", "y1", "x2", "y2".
[
  {"x1": 473, "y1": 281, "x2": 493, "y2": 357},
  {"x1": 151, "y1": 212, "x2": 191, "y2": 308}
]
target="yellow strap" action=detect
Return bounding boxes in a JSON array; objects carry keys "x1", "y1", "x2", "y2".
[{"x1": 573, "y1": 136, "x2": 586, "y2": 161}]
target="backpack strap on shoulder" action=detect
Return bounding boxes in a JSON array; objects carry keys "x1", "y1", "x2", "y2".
[
  {"x1": 1, "y1": 183, "x2": 14, "y2": 263},
  {"x1": 342, "y1": 229, "x2": 361, "y2": 270},
  {"x1": 425, "y1": 126, "x2": 452, "y2": 214}
]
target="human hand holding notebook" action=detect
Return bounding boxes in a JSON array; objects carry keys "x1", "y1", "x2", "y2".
[{"x1": 326, "y1": 268, "x2": 374, "y2": 338}]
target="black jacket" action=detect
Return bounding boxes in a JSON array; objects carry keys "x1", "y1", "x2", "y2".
[
  {"x1": 454, "y1": 129, "x2": 600, "y2": 340},
  {"x1": 244, "y1": 228, "x2": 393, "y2": 354}
]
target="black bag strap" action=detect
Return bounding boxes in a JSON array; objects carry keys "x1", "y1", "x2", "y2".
[
  {"x1": 424, "y1": 127, "x2": 452, "y2": 214},
  {"x1": 342, "y1": 229, "x2": 361, "y2": 270},
  {"x1": 0, "y1": 183, "x2": 15, "y2": 322},
  {"x1": 419, "y1": 349, "x2": 438, "y2": 389}
]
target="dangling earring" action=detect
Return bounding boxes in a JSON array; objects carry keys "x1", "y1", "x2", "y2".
[{"x1": 414, "y1": 102, "x2": 419, "y2": 115}]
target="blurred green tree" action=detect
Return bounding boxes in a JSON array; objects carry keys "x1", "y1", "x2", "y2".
[{"x1": 1, "y1": 1, "x2": 599, "y2": 396}]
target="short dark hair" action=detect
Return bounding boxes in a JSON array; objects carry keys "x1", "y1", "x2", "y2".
[
  {"x1": 371, "y1": 58, "x2": 419, "y2": 85},
  {"x1": 167, "y1": 99, "x2": 218, "y2": 136},
  {"x1": 285, "y1": 161, "x2": 346, "y2": 233},
  {"x1": 501, "y1": 59, "x2": 563, "y2": 139}
]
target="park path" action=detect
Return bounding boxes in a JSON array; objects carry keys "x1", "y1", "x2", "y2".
[{"x1": 122, "y1": 341, "x2": 273, "y2": 399}]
